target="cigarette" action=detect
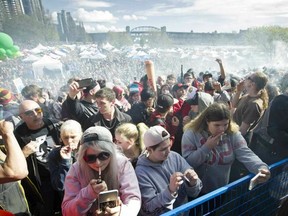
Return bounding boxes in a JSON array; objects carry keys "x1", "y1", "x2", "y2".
[
  {"x1": 99, "y1": 167, "x2": 101, "y2": 181},
  {"x1": 183, "y1": 175, "x2": 190, "y2": 182},
  {"x1": 220, "y1": 133, "x2": 227, "y2": 141}
]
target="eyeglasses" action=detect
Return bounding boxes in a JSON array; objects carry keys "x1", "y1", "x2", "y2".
[
  {"x1": 83, "y1": 151, "x2": 111, "y2": 164},
  {"x1": 22, "y1": 108, "x2": 42, "y2": 116},
  {"x1": 247, "y1": 77, "x2": 255, "y2": 82}
]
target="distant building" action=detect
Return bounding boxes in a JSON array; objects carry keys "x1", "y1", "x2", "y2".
[
  {"x1": 0, "y1": 0, "x2": 44, "y2": 30},
  {"x1": 56, "y1": 10, "x2": 87, "y2": 42}
]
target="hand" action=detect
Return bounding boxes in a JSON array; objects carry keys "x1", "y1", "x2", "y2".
[
  {"x1": 215, "y1": 58, "x2": 222, "y2": 64},
  {"x1": 96, "y1": 197, "x2": 122, "y2": 216},
  {"x1": 205, "y1": 133, "x2": 224, "y2": 149},
  {"x1": 182, "y1": 116, "x2": 191, "y2": 126},
  {"x1": 171, "y1": 116, "x2": 179, "y2": 127},
  {"x1": 169, "y1": 172, "x2": 184, "y2": 194},
  {"x1": 257, "y1": 168, "x2": 271, "y2": 183},
  {"x1": 68, "y1": 81, "x2": 81, "y2": 99},
  {"x1": 90, "y1": 179, "x2": 108, "y2": 196},
  {"x1": 0, "y1": 120, "x2": 14, "y2": 136},
  {"x1": 236, "y1": 80, "x2": 245, "y2": 93},
  {"x1": 22, "y1": 141, "x2": 38, "y2": 157},
  {"x1": 183, "y1": 169, "x2": 199, "y2": 187},
  {"x1": 60, "y1": 145, "x2": 72, "y2": 159}
]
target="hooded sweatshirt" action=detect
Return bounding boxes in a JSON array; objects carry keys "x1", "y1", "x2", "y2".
[{"x1": 135, "y1": 151, "x2": 202, "y2": 216}]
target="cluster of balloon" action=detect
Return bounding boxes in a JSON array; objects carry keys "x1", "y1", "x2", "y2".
[{"x1": 0, "y1": 32, "x2": 20, "y2": 60}]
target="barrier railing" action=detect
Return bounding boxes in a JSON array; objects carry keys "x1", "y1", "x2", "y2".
[{"x1": 161, "y1": 158, "x2": 288, "y2": 216}]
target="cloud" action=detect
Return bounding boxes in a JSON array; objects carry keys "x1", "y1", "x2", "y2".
[
  {"x1": 73, "y1": 8, "x2": 118, "y2": 23},
  {"x1": 123, "y1": 14, "x2": 147, "y2": 21},
  {"x1": 75, "y1": 0, "x2": 113, "y2": 8},
  {"x1": 84, "y1": 24, "x2": 124, "y2": 33}
]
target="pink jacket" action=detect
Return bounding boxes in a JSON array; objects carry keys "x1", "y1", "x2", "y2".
[{"x1": 62, "y1": 154, "x2": 141, "y2": 216}]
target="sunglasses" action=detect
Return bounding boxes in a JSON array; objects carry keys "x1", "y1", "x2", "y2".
[
  {"x1": 22, "y1": 107, "x2": 42, "y2": 116},
  {"x1": 247, "y1": 77, "x2": 255, "y2": 82},
  {"x1": 83, "y1": 151, "x2": 111, "y2": 164}
]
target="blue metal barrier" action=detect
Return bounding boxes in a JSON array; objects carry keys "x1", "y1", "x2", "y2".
[{"x1": 161, "y1": 158, "x2": 288, "y2": 216}]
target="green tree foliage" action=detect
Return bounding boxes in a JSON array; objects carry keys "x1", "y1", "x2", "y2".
[
  {"x1": 2, "y1": 15, "x2": 58, "y2": 44},
  {"x1": 107, "y1": 32, "x2": 133, "y2": 48},
  {"x1": 244, "y1": 26, "x2": 288, "y2": 59}
]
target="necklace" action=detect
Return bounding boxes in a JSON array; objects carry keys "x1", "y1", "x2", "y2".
[{"x1": 101, "y1": 118, "x2": 117, "y2": 130}]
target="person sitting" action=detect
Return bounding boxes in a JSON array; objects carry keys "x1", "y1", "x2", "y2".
[
  {"x1": 135, "y1": 125, "x2": 202, "y2": 216},
  {"x1": 62, "y1": 126, "x2": 141, "y2": 216},
  {"x1": 182, "y1": 103, "x2": 271, "y2": 194}
]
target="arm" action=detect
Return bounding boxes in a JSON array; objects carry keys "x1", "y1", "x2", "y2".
[
  {"x1": 48, "y1": 147, "x2": 72, "y2": 191},
  {"x1": 181, "y1": 130, "x2": 216, "y2": 168},
  {"x1": 0, "y1": 120, "x2": 28, "y2": 184},
  {"x1": 216, "y1": 58, "x2": 226, "y2": 82},
  {"x1": 62, "y1": 164, "x2": 97, "y2": 215},
  {"x1": 239, "y1": 122, "x2": 251, "y2": 137},
  {"x1": 118, "y1": 157, "x2": 141, "y2": 216},
  {"x1": 231, "y1": 80, "x2": 245, "y2": 108}
]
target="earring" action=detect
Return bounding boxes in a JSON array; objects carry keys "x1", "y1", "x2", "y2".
[{"x1": 143, "y1": 150, "x2": 150, "y2": 158}]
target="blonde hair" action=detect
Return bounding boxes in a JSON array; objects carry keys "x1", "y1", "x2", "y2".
[
  {"x1": 184, "y1": 103, "x2": 239, "y2": 134},
  {"x1": 60, "y1": 120, "x2": 82, "y2": 135},
  {"x1": 115, "y1": 123, "x2": 139, "y2": 142}
]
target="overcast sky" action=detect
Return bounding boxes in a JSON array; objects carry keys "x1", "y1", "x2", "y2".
[{"x1": 42, "y1": 0, "x2": 288, "y2": 33}]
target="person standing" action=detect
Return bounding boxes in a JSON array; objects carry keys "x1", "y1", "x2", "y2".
[
  {"x1": 182, "y1": 103, "x2": 270, "y2": 194},
  {"x1": 14, "y1": 100, "x2": 62, "y2": 216},
  {"x1": 135, "y1": 126, "x2": 202, "y2": 216}
]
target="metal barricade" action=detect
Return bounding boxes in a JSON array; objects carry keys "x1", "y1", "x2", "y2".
[{"x1": 161, "y1": 158, "x2": 288, "y2": 216}]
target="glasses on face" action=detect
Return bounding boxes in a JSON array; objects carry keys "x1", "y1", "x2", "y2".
[
  {"x1": 22, "y1": 107, "x2": 42, "y2": 116},
  {"x1": 83, "y1": 151, "x2": 111, "y2": 164},
  {"x1": 247, "y1": 76, "x2": 255, "y2": 82}
]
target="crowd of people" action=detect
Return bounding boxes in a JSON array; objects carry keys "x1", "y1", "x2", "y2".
[{"x1": 1, "y1": 54, "x2": 288, "y2": 216}]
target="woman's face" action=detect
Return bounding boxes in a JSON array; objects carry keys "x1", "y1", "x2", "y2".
[
  {"x1": 115, "y1": 133, "x2": 134, "y2": 151},
  {"x1": 148, "y1": 139, "x2": 171, "y2": 163},
  {"x1": 207, "y1": 119, "x2": 229, "y2": 136},
  {"x1": 61, "y1": 129, "x2": 81, "y2": 150},
  {"x1": 85, "y1": 147, "x2": 111, "y2": 172}
]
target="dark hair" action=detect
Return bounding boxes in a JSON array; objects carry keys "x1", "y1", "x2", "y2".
[
  {"x1": 141, "y1": 88, "x2": 156, "y2": 102},
  {"x1": 184, "y1": 70, "x2": 195, "y2": 79},
  {"x1": 21, "y1": 84, "x2": 41, "y2": 100},
  {"x1": 95, "y1": 87, "x2": 115, "y2": 102},
  {"x1": 97, "y1": 79, "x2": 106, "y2": 89}
]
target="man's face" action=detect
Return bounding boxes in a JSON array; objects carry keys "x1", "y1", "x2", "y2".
[
  {"x1": 175, "y1": 87, "x2": 187, "y2": 99},
  {"x1": 96, "y1": 97, "x2": 115, "y2": 115},
  {"x1": 19, "y1": 100, "x2": 43, "y2": 129}
]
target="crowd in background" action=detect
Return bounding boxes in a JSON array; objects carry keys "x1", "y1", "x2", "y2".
[{"x1": 0, "y1": 47, "x2": 288, "y2": 216}]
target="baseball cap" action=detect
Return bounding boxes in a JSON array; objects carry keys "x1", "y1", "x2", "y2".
[
  {"x1": 172, "y1": 83, "x2": 189, "y2": 92},
  {"x1": 186, "y1": 92, "x2": 199, "y2": 105},
  {"x1": 144, "y1": 126, "x2": 170, "y2": 148},
  {"x1": 203, "y1": 72, "x2": 213, "y2": 80},
  {"x1": 81, "y1": 126, "x2": 113, "y2": 146},
  {"x1": 0, "y1": 88, "x2": 13, "y2": 105},
  {"x1": 156, "y1": 94, "x2": 174, "y2": 109},
  {"x1": 83, "y1": 80, "x2": 99, "y2": 94}
]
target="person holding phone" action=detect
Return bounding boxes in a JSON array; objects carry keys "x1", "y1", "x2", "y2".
[
  {"x1": 62, "y1": 126, "x2": 141, "y2": 216},
  {"x1": 135, "y1": 126, "x2": 202, "y2": 216}
]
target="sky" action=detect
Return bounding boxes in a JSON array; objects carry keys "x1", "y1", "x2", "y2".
[{"x1": 42, "y1": 0, "x2": 288, "y2": 33}]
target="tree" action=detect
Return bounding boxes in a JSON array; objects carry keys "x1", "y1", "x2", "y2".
[
  {"x1": 244, "y1": 26, "x2": 288, "y2": 60},
  {"x1": 2, "y1": 15, "x2": 58, "y2": 45},
  {"x1": 107, "y1": 32, "x2": 133, "y2": 48}
]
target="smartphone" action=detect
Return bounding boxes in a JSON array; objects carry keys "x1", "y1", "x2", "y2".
[
  {"x1": 248, "y1": 172, "x2": 261, "y2": 190},
  {"x1": 98, "y1": 190, "x2": 118, "y2": 212},
  {"x1": 77, "y1": 78, "x2": 94, "y2": 88}
]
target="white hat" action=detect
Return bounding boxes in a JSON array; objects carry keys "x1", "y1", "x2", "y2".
[{"x1": 144, "y1": 126, "x2": 170, "y2": 148}]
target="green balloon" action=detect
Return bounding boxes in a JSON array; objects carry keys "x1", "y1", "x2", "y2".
[
  {"x1": 0, "y1": 32, "x2": 14, "y2": 49},
  {"x1": 10, "y1": 45, "x2": 19, "y2": 52},
  {"x1": 0, "y1": 48, "x2": 6, "y2": 55},
  {"x1": 6, "y1": 49, "x2": 13, "y2": 58}
]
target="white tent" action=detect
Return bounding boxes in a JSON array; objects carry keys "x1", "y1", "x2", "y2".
[
  {"x1": 32, "y1": 55, "x2": 63, "y2": 78},
  {"x1": 22, "y1": 54, "x2": 41, "y2": 63}
]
